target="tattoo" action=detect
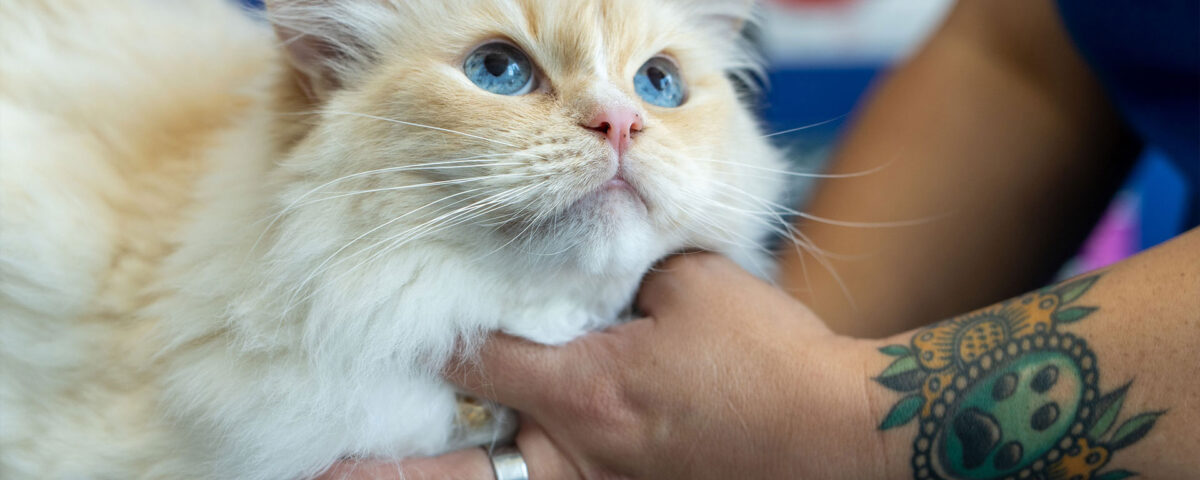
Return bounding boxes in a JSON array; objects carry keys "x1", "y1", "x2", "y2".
[{"x1": 874, "y1": 274, "x2": 1164, "y2": 480}]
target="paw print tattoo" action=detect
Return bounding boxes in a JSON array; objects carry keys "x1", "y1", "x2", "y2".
[{"x1": 874, "y1": 274, "x2": 1164, "y2": 480}]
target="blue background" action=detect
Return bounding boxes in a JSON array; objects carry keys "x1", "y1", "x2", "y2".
[{"x1": 238, "y1": 0, "x2": 1189, "y2": 249}]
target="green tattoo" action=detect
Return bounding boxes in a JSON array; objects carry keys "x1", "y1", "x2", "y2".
[{"x1": 874, "y1": 274, "x2": 1164, "y2": 480}]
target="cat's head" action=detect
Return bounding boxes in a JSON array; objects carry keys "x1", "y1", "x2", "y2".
[{"x1": 265, "y1": 0, "x2": 786, "y2": 276}]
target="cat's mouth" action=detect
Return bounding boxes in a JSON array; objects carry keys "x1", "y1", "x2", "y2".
[
  {"x1": 569, "y1": 169, "x2": 648, "y2": 218},
  {"x1": 601, "y1": 174, "x2": 637, "y2": 196},
  {"x1": 598, "y1": 170, "x2": 646, "y2": 207}
]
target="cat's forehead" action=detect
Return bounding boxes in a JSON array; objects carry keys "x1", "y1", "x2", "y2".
[
  {"x1": 412, "y1": 0, "x2": 733, "y2": 77},
  {"x1": 482, "y1": 0, "x2": 672, "y2": 66}
]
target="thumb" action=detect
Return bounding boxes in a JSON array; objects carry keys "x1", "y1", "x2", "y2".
[
  {"x1": 444, "y1": 333, "x2": 573, "y2": 412},
  {"x1": 637, "y1": 252, "x2": 758, "y2": 319}
]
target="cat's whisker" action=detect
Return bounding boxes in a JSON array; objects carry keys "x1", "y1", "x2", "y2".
[
  {"x1": 696, "y1": 157, "x2": 895, "y2": 180},
  {"x1": 279, "y1": 187, "x2": 508, "y2": 310},
  {"x1": 479, "y1": 186, "x2": 592, "y2": 259},
  {"x1": 471, "y1": 192, "x2": 551, "y2": 260},
  {"x1": 660, "y1": 186, "x2": 767, "y2": 258},
  {"x1": 700, "y1": 189, "x2": 864, "y2": 262},
  {"x1": 282, "y1": 187, "x2": 493, "y2": 307},
  {"x1": 760, "y1": 114, "x2": 849, "y2": 138},
  {"x1": 674, "y1": 183, "x2": 797, "y2": 256},
  {"x1": 301, "y1": 174, "x2": 530, "y2": 207},
  {"x1": 673, "y1": 190, "x2": 780, "y2": 258},
  {"x1": 322, "y1": 110, "x2": 533, "y2": 152},
  {"x1": 794, "y1": 207, "x2": 947, "y2": 230},
  {"x1": 278, "y1": 189, "x2": 498, "y2": 308},
  {"x1": 16, "y1": 0, "x2": 866, "y2": 471},
  {"x1": 699, "y1": 182, "x2": 823, "y2": 254},
  {"x1": 709, "y1": 180, "x2": 947, "y2": 229},
  {"x1": 701, "y1": 188, "x2": 856, "y2": 298},
  {"x1": 701, "y1": 181, "x2": 857, "y2": 307},
  {"x1": 328, "y1": 186, "x2": 535, "y2": 285},
  {"x1": 250, "y1": 155, "x2": 532, "y2": 253},
  {"x1": 260, "y1": 174, "x2": 521, "y2": 267},
  {"x1": 280, "y1": 184, "x2": 541, "y2": 315}
]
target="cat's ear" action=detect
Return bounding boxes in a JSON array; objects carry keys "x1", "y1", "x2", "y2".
[{"x1": 265, "y1": 0, "x2": 396, "y2": 100}]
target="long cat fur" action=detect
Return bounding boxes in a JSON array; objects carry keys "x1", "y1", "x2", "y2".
[{"x1": 0, "y1": 0, "x2": 790, "y2": 478}]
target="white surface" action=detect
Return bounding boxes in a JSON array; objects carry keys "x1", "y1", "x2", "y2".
[{"x1": 762, "y1": 0, "x2": 955, "y2": 66}]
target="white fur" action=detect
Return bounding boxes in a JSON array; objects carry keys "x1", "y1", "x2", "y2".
[{"x1": 0, "y1": 0, "x2": 791, "y2": 478}]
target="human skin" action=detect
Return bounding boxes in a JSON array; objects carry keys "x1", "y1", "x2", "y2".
[
  {"x1": 778, "y1": 0, "x2": 1141, "y2": 337},
  {"x1": 323, "y1": 229, "x2": 1199, "y2": 479},
  {"x1": 328, "y1": 252, "x2": 871, "y2": 479},
  {"x1": 321, "y1": 0, "x2": 1200, "y2": 478}
]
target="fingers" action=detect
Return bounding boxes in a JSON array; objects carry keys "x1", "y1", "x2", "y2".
[
  {"x1": 402, "y1": 449, "x2": 493, "y2": 480},
  {"x1": 446, "y1": 253, "x2": 755, "y2": 409},
  {"x1": 444, "y1": 333, "x2": 570, "y2": 411},
  {"x1": 318, "y1": 449, "x2": 491, "y2": 480},
  {"x1": 514, "y1": 419, "x2": 584, "y2": 480},
  {"x1": 636, "y1": 253, "x2": 829, "y2": 334},
  {"x1": 636, "y1": 252, "x2": 753, "y2": 318},
  {"x1": 317, "y1": 420, "x2": 582, "y2": 480}
]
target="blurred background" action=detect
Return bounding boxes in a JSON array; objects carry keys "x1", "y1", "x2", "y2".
[
  {"x1": 240, "y1": 0, "x2": 1191, "y2": 272},
  {"x1": 755, "y1": 0, "x2": 1188, "y2": 273},
  {"x1": 758, "y1": 0, "x2": 951, "y2": 149}
]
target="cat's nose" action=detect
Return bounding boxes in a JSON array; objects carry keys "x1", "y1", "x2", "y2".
[{"x1": 582, "y1": 107, "x2": 644, "y2": 158}]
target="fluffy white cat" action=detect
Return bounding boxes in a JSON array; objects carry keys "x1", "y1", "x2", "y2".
[{"x1": 0, "y1": 0, "x2": 790, "y2": 478}]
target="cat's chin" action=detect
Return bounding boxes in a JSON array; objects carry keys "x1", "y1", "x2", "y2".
[
  {"x1": 500, "y1": 183, "x2": 660, "y2": 276},
  {"x1": 600, "y1": 176, "x2": 641, "y2": 199},
  {"x1": 572, "y1": 176, "x2": 648, "y2": 220}
]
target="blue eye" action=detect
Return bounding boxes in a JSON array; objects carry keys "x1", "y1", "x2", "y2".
[
  {"x1": 634, "y1": 57, "x2": 686, "y2": 108},
  {"x1": 464, "y1": 43, "x2": 536, "y2": 96}
]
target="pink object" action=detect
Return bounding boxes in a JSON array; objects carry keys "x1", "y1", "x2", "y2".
[
  {"x1": 1077, "y1": 194, "x2": 1140, "y2": 272},
  {"x1": 772, "y1": 0, "x2": 856, "y2": 6},
  {"x1": 583, "y1": 107, "x2": 643, "y2": 158}
]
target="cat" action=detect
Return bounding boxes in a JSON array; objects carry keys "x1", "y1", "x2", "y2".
[{"x1": 0, "y1": 0, "x2": 791, "y2": 478}]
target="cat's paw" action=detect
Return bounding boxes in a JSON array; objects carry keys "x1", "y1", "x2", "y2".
[{"x1": 446, "y1": 394, "x2": 518, "y2": 451}]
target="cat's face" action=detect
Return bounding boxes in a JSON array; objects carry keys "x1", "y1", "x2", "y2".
[{"x1": 271, "y1": 0, "x2": 785, "y2": 275}]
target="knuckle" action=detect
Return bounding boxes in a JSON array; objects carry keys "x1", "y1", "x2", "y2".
[
  {"x1": 567, "y1": 371, "x2": 638, "y2": 436},
  {"x1": 675, "y1": 252, "x2": 731, "y2": 276},
  {"x1": 644, "y1": 253, "x2": 730, "y2": 302}
]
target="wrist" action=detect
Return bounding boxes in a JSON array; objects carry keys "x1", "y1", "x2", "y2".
[
  {"x1": 775, "y1": 334, "x2": 900, "y2": 479},
  {"x1": 825, "y1": 333, "x2": 926, "y2": 480},
  {"x1": 847, "y1": 334, "x2": 920, "y2": 480},
  {"x1": 860, "y1": 329, "x2": 987, "y2": 480}
]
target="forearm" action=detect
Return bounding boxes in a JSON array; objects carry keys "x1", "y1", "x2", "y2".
[
  {"x1": 850, "y1": 228, "x2": 1200, "y2": 479},
  {"x1": 779, "y1": 0, "x2": 1139, "y2": 338}
]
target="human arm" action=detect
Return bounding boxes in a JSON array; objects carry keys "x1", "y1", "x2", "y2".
[
  {"x1": 322, "y1": 228, "x2": 1200, "y2": 479},
  {"x1": 321, "y1": 251, "x2": 875, "y2": 479},
  {"x1": 778, "y1": 0, "x2": 1142, "y2": 338},
  {"x1": 863, "y1": 227, "x2": 1200, "y2": 479}
]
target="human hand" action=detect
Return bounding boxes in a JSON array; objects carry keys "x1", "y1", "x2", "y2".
[{"x1": 319, "y1": 253, "x2": 882, "y2": 479}]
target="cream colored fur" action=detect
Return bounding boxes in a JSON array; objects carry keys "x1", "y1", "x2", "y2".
[{"x1": 0, "y1": 0, "x2": 789, "y2": 478}]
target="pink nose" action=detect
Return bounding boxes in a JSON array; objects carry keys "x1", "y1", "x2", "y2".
[{"x1": 583, "y1": 107, "x2": 644, "y2": 158}]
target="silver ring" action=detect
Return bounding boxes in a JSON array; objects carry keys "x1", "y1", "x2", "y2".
[{"x1": 488, "y1": 445, "x2": 530, "y2": 480}]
